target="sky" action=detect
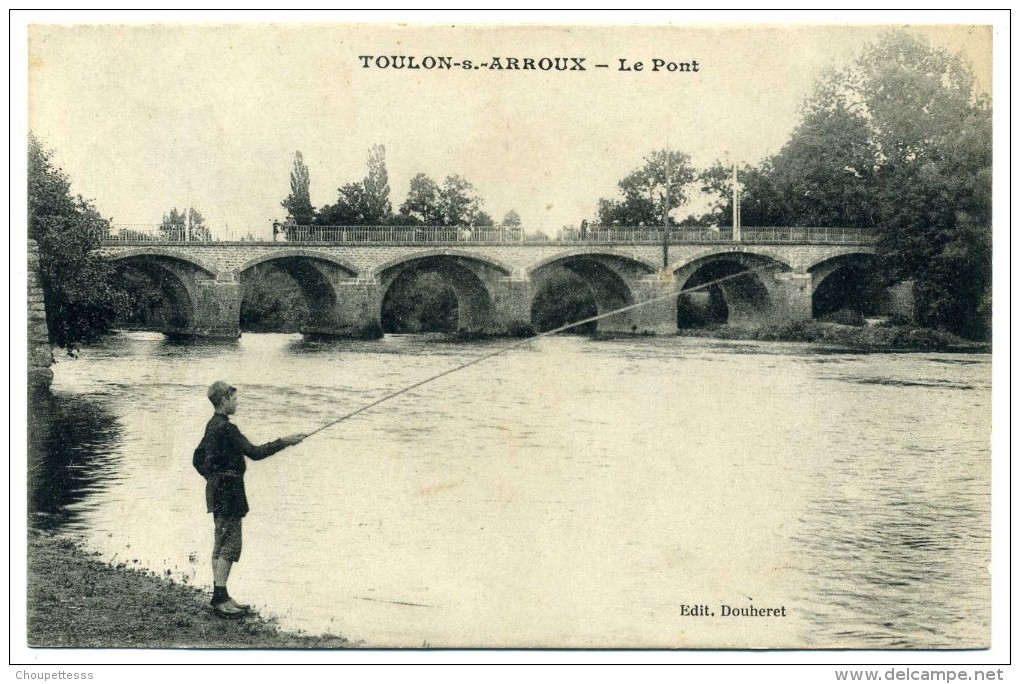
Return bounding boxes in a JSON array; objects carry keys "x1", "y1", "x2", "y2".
[{"x1": 28, "y1": 21, "x2": 991, "y2": 239}]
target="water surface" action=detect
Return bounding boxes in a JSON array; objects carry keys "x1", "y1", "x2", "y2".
[{"x1": 30, "y1": 332, "x2": 991, "y2": 648}]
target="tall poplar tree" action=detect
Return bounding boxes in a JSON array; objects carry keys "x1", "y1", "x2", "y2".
[
  {"x1": 282, "y1": 151, "x2": 315, "y2": 224},
  {"x1": 363, "y1": 144, "x2": 392, "y2": 224}
]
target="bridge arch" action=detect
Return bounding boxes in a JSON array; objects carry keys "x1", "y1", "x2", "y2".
[
  {"x1": 526, "y1": 248, "x2": 659, "y2": 276},
  {"x1": 372, "y1": 249, "x2": 513, "y2": 281},
  {"x1": 107, "y1": 253, "x2": 214, "y2": 335},
  {"x1": 529, "y1": 253, "x2": 656, "y2": 333},
  {"x1": 807, "y1": 252, "x2": 875, "y2": 293},
  {"x1": 808, "y1": 252, "x2": 884, "y2": 320},
  {"x1": 236, "y1": 254, "x2": 360, "y2": 334},
  {"x1": 673, "y1": 252, "x2": 792, "y2": 327},
  {"x1": 377, "y1": 253, "x2": 510, "y2": 334},
  {"x1": 236, "y1": 249, "x2": 361, "y2": 279},
  {"x1": 106, "y1": 247, "x2": 217, "y2": 278}
]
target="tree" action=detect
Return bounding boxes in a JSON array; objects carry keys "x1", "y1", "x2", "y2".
[
  {"x1": 282, "y1": 151, "x2": 315, "y2": 224},
  {"x1": 697, "y1": 32, "x2": 991, "y2": 338},
  {"x1": 502, "y1": 210, "x2": 522, "y2": 227},
  {"x1": 159, "y1": 207, "x2": 211, "y2": 241},
  {"x1": 398, "y1": 173, "x2": 442, "y2": 224},
  {"x1": 473, "y1": 211, "x2": 495, "y2": 227},
  {"x1": 314, "y1": 145, "x2": 393, "y2": 226},
  {"x1": 690, "y1": 163, "x2": 737, "y2": 226},
  {"x1": 852, "y1": 32, "x2": 991, "y2": 337},
  {"x1": 115, "y1": 227, "x2": 154, "y2": 241},
  {"x1": 397, "y1": 172, "x2": 491, "y2": 226},
  {"x1": 316, "y1": 183, "x2": 374, "y2": 225},
  {"x1": 188, "y1": 208, "x2": 212, "y2": 240},
  {"x1": 159, "y1": 208, "x2": 186, "y2": 240},
  {"x1": 782, "y1": 32, "x2": 989, "y2": 336},
  {"x1": 28, "y1": 134, "x2": 124, "y2": 350},
  {"x1": 363, "y1": 144, "x2": 391, "y2": 224},
  {"x1": 597, "y1": 149, "x2": 697, "y2": 226},
  {"x1": 709, "y1": 60, "x2": 882, "y2": 229},
  {"x1": 440, "y1": 175, "x2": 489, "y2": 226}
]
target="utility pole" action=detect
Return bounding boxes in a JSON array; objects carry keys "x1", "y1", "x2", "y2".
[
  {"x1": 662, "y1": 150, "x2": 671, "y2": 270},
  {"x1": 732, "y1": 163, "x2": 741, "y2": 242}
]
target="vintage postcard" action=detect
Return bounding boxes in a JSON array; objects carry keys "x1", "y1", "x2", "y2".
[{"x1": 22, "y1": 19, "x2": 996, "y2": 654}]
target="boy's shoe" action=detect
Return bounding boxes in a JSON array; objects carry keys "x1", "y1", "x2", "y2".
[
  {"x1": 212, "y1": 600, "x2": 245, "y2": 619},
  {"x1": 224, "y1": 597, "x2": 250, "y2": 612}
]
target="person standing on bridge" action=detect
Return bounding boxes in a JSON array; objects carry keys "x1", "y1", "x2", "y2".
[{"x1": 194, "y1": 381, "x2": 305, "y2": 618}]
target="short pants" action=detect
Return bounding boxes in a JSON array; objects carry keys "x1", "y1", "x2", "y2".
[{"x1": 213, "y1": 514, "x2": 243, "y2": 562}]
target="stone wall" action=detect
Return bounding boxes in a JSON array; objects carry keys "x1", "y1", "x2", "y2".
[{"x1": 28, "y1": 240, "x2": 53, "y2": 388}]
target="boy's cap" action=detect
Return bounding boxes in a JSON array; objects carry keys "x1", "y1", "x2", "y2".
[{"x1": 207, "y1": 381, "x2": 236, "y2": 405}]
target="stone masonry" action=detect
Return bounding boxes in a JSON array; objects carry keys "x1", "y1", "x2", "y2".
[
  {"x1": 99, "y1": 241, "x2": 879, "y2": 338},
  {"x1": 28, "y1": 240, "x2": 53, "y2": 387}
]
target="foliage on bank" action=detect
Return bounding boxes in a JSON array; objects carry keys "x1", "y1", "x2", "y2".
[
  {"x1": 596, "y1": 32, "x2": 991, "y2": 340},
  {"x1": 704, "y1": 33, "x2": 991, "y2": 339},
  {"x1": 677, "y1": 320, "x2": 986, "y2": 353},
  {"x1": 28, "y1": 135, "x2": 125, "y2": 350}
]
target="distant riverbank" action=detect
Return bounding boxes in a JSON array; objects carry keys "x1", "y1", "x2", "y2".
[
  {"x1": 674, "y1": 321, "x2": 990, "y2": 353},
  {"x1": 27, "y1": 530, "x2": 352, "y2": 649}
]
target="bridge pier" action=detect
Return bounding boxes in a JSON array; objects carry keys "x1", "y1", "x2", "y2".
[
  {"x1": 302, "y1": 279, "x2": 383, "y2": 339},
  {"x1": 187, "y1": 277, "x2": 241, "y2": 339},
  {"x1": 767, "y1": 272, "x2": 813, "y2": 324},
  {"x1": 628, "y1": 276, "x2": 680, "y2": 334},
  {"x1": 489, "y1": 276, "x2": 533, "y2": 334}
]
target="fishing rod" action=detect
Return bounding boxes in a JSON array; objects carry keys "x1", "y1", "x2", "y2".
[{"x1": 303, "y1": 265, "x2": 769, "y2": 439}]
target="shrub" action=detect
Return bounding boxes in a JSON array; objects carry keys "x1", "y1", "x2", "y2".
[{"x1": 819, "y1": 309, "x2": 867, "y2": 327}]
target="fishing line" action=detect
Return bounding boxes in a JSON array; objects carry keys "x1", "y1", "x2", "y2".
[{"x1": 304, "y1": 265, "x2": 768, "y2": 439}]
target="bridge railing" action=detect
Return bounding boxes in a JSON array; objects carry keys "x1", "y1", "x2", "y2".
[
  {"x1": 741, "y1": 226, "x2": 877, "y2": 244},
  {"x1": 275, "y1": 225, "x2": 529, "y2": 243},
  {"x1": 101, "y1": 224, "x2": 877, "y2": 245},
  {"x1": 556, "y1": 226, "x2": 877, "y2": 244}
]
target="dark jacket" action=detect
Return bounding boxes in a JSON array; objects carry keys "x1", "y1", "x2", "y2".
[{"x1": 197, "y1": 413, "x2": 287, "y2": 517}]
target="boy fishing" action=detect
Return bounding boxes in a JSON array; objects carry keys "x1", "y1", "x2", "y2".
[{"x1": 195, "y1": 381, "x2": 305, "y2": 618}]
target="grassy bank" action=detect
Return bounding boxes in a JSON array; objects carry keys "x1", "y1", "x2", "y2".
[
  {"x1": 675, "y1": 321, "x2": 989, "y2": 353},
  {"x1": 26, "y1": 530, "x2": 352, "y2": 648}
]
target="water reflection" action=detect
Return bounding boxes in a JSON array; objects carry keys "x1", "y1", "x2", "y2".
[{"x1": 28, "y1": 387, "x2": 123, "y2": 530}]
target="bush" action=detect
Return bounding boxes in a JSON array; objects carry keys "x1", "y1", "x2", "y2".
[
  {"x1": 505, "y1": 321, "x2": 536, "y2": 338},
  {"x1": 679, "y1": 319, "x2": 982, "y2": 352},
  {"x1": 818, "y1": 309, "x2": 866, "y2": 327},
  {"x1": 357, "y1": 321, "x2": 384, "y2": 340},
  {"x1": 879, "y1": 313, "x2": 913, "y2": 327}
]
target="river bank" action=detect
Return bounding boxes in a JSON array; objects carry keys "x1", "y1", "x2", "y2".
[
  {"x1": 673, "y1": 320, "x2": 989, "y2": 353},
  {"x1": 446, "y1": 320, "x2": 989, "y2": 353},
  {"x1": 26, "y1": 530, "x2": 353, "y2": 648}
]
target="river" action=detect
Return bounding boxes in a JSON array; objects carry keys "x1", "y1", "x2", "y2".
[{"x1": 28, "y1": 332, "x2": 991, "y2": 648}]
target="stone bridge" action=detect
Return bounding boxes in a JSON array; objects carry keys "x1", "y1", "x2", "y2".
[{"x1": 98, "y1": 239, "x2": 903, "y2": 338}]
